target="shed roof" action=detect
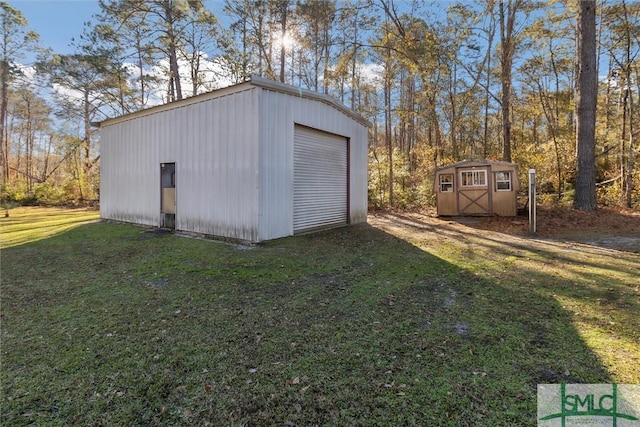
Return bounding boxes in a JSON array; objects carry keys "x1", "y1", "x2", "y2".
[
  {"x1": 435, "y1": 159, "x2": 518, "y2": 172},
  {"x1": 97, "y1": 76, "x2": 371, "y2": 128}
]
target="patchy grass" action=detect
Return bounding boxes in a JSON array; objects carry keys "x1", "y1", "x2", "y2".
[{"x1": 1, "y1": 208, "x2": 638, "y2": 426}]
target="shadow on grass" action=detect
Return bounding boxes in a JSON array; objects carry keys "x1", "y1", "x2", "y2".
[
  {"x1": 0, "y1": 220, "x2": 618, "y2": 426},
  {"x1": 455, "y1": 207, "x2": 640, "y2": 253},
  {"x1": 380, "y1": 213, "x2": 640, "y2": 349}
]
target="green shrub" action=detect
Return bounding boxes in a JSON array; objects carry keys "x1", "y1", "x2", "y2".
[
  {"x1": 33, "y1": 182, "x2": 70, "y2": 205},
  {"x1": 1, "y1": 179, "x2": 36, "y2": 205},
  {"x1": 0, "y1": 178, "x2": 93, "y2": 207}
]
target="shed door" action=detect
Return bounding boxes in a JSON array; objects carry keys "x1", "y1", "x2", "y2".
[
  {"x1": 457, "y1": 167, "x2": 492, "y2": 215},
  {"x1": 293, "y1": 126, "x2": 348, "y2": 233}
]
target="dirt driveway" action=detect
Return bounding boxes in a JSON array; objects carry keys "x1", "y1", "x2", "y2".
[{"x1": 369, "y1": 205, "x2": 640, "y2": 254}]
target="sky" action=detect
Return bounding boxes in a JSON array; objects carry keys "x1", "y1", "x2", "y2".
[
  {"x1": 9, "y1": 0, "x2": 449, "y2": 59},
  {"x1": 8, "y1": 0, "x2": 613, "y2": 89},
  {"x1": 9, "y1": 0, "x2": 103, "y2": 58}
]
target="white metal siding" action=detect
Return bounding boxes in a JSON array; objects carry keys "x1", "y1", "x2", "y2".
[
  {"x1": 101, "y1": 78, "x2": 368, "y2": 243},
  {"x1": 100, "y1": 88, "x2": 261, "y2": 241},
  {"x1": 293, "y1": 126, "x2": 348, "y2": 233},
  {"x1": 257, "y1": 89, "x2": 368, "y2": 241}
]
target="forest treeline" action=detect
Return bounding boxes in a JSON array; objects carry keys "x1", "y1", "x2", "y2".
[{"x1": 1, "y1": 0, "x2": 638, "y2": 209}]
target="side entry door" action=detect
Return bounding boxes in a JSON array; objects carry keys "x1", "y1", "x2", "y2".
[{"x1": 161, "y1": 163, "x2": 176, "y2": 228}]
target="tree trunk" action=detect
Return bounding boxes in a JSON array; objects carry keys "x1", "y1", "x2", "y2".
[
  {"x1": 168, "y1": 42, "x2": 181, "y2": 100},
  {"x1": 450, "y1": 61, "x2": 458, "y2": 160},
  {"x1": 428, "y1": 94, "x2": 443, "y2": 164},
  {"x1": 84, "y1": 90, "x2": 91, "y2": 178},
  {"x1": 620, "y1": 0, "x2": 636, "y2": 208},
  {"x1": 278, "y1": 1, "x2": 288, "y2": 83},
  {"x1": 323, "y1": 27, "x2": 330, "y2": 94},
  {"x1": 136, "y1": 36, "x2": 146, "y2": 108},
  {"x1": 0, "y1": 59, "x2": 9, "y2": 182},
  {"x1": 620, "y1": 84, "x2": 628, "y2": 204},
  {"x1": 350, "y1": 5, "x2": 360, "y2": 111},
  {"x1": 406, "y1": 75, "x2": 415, "y2": 172},
  {"x1": 25, "y1": 97, "x2": 33, "y2": 191},
  {"x1": 573, "y1": 0, "x2": 597, "y2": 211},
  {"x1": 384, "y1": 55, "x2": 393, "y2": 207},
  {"x1": 499, "y1": 0, "x2": 515, "y2": 163},
  {"x1": 483, "y1": 50, "x2": 491, "y2": 159},
  {"x1": 625, "y1": 82, "x2": 634, "y2": 208},
  {"x1": 163, "y1": 2, "x2": 182, "y2": 101},
  {"x1": 482, "y1": 4, "x2": 495, "y2": 159}
]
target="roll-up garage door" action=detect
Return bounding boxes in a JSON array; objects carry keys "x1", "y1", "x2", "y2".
[{"x1": 293, "y1": 126, "x2": 348, "y2": 233}]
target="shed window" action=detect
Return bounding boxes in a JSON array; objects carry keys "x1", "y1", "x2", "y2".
[
  {"x1": 495, "y1": 171, "x2": 512, "y2": 191},
  {"x1": 439, "y1": 174, "x2": 453, "y2": 192},
  {"x1": 460, "y1": 170, "x2": 486, "y2": 187}
]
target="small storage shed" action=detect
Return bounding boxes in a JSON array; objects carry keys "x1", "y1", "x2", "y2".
[
  {"x1": 99, "y1": 76, "x2": 370, "y2": 242},
  {"x1": 434, "y1": 159, "x2": 520, "y2": 216}
]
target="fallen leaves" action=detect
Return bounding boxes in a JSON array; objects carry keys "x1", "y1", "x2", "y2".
[
  {"x1": 378, "y1": 380, "x2": 408, "y2": 396},
  {"x1": 285, "y1": 375, "x2": 309, "y2": 387}
]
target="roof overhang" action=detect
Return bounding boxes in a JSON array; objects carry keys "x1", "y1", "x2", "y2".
[
  {"x1": 435, "y1": 159, "x2": 519, "y2": 172},
  {"x1": 97, "y1": 76, "x2": 371, "y2": 129}
]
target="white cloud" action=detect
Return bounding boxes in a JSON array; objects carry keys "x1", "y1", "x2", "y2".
[
  {"x1": 358, "y1": 62, "x2": 384, "y2": 85},
  {"x1": 52, "y1": 82, "x2": 84, "y2": 102},
  {"x1": 133, "y1": 53, "x2": 236, "y2": 105},
  {"x1": 14, "y1": 64, "x2": 38, "y2": 86}
]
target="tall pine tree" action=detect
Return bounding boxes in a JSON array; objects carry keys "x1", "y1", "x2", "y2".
[{"x1": 574, "y1": 0, "x2": 597, "y2": 210}]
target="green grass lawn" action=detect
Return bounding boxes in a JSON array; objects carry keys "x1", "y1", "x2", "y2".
[
  {"x1": 1, "y1": 208, "x2": 638, "y2": 426},
  {"x1": 0, "y1": 207, "x2": 99, "y2": 249}
]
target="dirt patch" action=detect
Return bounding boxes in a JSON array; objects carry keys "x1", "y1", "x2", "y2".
[{"x1": 371, "y1": 205, "x2": 640, "y2": 253}]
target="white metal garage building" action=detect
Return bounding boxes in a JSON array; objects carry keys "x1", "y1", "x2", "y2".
[{"x1": 99, "y1": 76, "x2": 370, "y2": 243}]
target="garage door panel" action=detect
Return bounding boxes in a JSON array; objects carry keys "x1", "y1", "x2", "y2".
[{"x1": 294, "y1": 126, "x2": 348, "y2": 233}]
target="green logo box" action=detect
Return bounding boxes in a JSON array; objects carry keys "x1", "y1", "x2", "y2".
[{"x1": 538, "y1": 384, "x2": 640, "y2": 426}]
